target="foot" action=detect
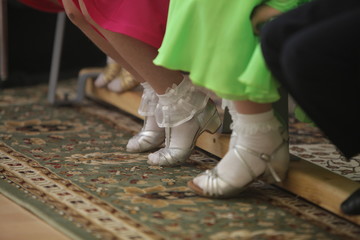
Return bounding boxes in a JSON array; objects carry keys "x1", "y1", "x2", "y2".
[
  {"x1": 147, "y1": 100, "x2": 221, "y2": 166},
  {"x1": 188, "y1": 111, "x2": 289, "y2": 198},
  {"x1": 126, "y1": 116, "x2": 165, "y2": 153}
]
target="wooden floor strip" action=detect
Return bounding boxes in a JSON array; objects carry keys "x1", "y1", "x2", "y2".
[{"x1": 0, "y1": 194, "x2": 70, "y2": 240}]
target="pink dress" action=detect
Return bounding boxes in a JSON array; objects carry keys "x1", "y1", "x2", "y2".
[{"x1": 78, "y1": 0, "x2": 169, "y2": 49}]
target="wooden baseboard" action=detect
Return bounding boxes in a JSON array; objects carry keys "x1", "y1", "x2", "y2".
[
  {"x1": 279, "y1": 156, "x2": 360, "y2": 224},
  {"x1": 85, "y1": 75, "x2": 360, "y2": 225}
]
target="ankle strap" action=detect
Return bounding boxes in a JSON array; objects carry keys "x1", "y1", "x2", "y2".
[{"x1": 234, "y1": 139, "x2": 287, "y2": 183}]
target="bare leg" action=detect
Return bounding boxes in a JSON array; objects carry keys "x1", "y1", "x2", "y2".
[
  {"x1": 61, "y1": 0, "x2": 145, "y2": 83},
  {"x1": 77, "y1": 0, "x2": 183, "y2": 93}
]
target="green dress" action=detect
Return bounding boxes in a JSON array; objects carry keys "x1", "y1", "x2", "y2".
[{"x1": 154, "y1": 0, "x2": 304, "y2": 103}]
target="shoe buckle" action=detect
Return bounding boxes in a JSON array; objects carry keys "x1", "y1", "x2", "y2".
[{"x1": 260, "y1": 153, "x2": 271, "y2": 162}]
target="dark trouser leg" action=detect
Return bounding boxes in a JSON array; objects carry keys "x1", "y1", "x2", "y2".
[{"x1": 261, "y1": 0, "x2": 360, "y2": 158}]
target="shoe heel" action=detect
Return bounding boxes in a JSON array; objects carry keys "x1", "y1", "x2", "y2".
[
  {"x1": 205, "y1": 110, "x2": 222, "y2": 134},
  {"x1": 262, "y1": 144, "x2": 289, "y2": 183},
  {"x1": 263, "y1": 166, "x2": 287, "y2": 184}
]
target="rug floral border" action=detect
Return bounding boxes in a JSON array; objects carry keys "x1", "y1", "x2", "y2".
[
  {"x1": 0, "y1": 142, "x2": 166, "y2": 240},
  {"x1": 2, "y1": 140, "x2": 360, "y2": 240}
]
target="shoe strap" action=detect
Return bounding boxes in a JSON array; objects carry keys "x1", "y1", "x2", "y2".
[
  {"x1": 204, "y1": 168, "x2": 224, "y2": 196},
  {"x1": 234, "y1": 139, "x2": 287, "y2": 183},
  {"x1": 233, "y1": 147, "x2": 258, "y2": 181},
  {"x1": 165, "y1": 126, "x2": 171, "y2": 147}
]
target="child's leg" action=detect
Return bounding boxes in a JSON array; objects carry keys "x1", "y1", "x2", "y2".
[
  {"x1": 189, "y1": 100, "x2": 289, "y2": 198},
  {"x1": 77, "y1": 0, "x2": 183, "y2": 90},
  {"x1": 147, "y1": 77, "x2": 221, "y2": 165},
  {"x1": 61, "y1": 0, "x2": 144, "y2": 83},
  {"x1": 76, "y1": 0, "x2": 221, "y2": 159},
  {"x1": 63, "y1": 0, "x2": 163, "y2": 152}
]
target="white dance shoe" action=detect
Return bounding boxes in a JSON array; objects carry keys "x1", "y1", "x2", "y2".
[
  {"x1": 126, "y1": 116, "x2": 165, "y2": 152},
  {"x1": 126, "y1": 82, "x2": 165, "y2": 153},
  {"x1": 147, "y1": 77, "x2": 221, "y2": 166},
  {"x1": 188, "y1": 111, "x2": 289, "y2": 198}
]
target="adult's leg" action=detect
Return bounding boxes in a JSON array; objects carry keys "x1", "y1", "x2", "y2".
[
  {"x1": 261, "y1": 0, "x2": 360, "y2": 85},
  {"x1": 280, "y1": 7, "x2": 360, "y2": 158},
  {"x1": 264, "y1": 2, "x2": 360, "y2": 216}
]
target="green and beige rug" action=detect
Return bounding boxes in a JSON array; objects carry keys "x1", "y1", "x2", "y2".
[{"x1": 1, "y1": 82, "x2": 359, "y2": 240}]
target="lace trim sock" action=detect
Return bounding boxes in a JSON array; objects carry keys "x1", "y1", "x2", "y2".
[
  {"x1": 135, "y1": 82, "x2": 161, "y2": 130},
  {"x1": 138, "y1": 82, "x2": 159, "y2": 117},
  {"x1": 126, "y1": 82, "x2": 164, "y2": 152},
  {"x1": 148, "y1": 77, "x2": 215, "y2": 165},
  {"x1": 155, "y1": 76, "x2": 209, "y2": 128}
]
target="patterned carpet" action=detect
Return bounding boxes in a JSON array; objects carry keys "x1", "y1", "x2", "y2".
[
  {"x1": 289, "y1": 118, "x2": 360, "y2": 183},
  {"x1": 1, "y1": 81, "x2": 359, "y2": 240}
]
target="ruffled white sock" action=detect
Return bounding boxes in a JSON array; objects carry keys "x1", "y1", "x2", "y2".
[
  {"x1": 156, "y1": 77, "x2": 207, "y2": 149},
  {"x1": 148, "y1": 77, "x2": 213, "y2": 165},
  {"x1": 134, "y1": 82, "x2": 162, "y2": 132},
  {"x1": 126, "y1": 82, "x2": 164, "y2": 152}
]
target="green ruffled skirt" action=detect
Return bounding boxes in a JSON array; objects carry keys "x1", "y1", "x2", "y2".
[{"x1": 154, "y1": 0, "x2": 300, "y2": 102}]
